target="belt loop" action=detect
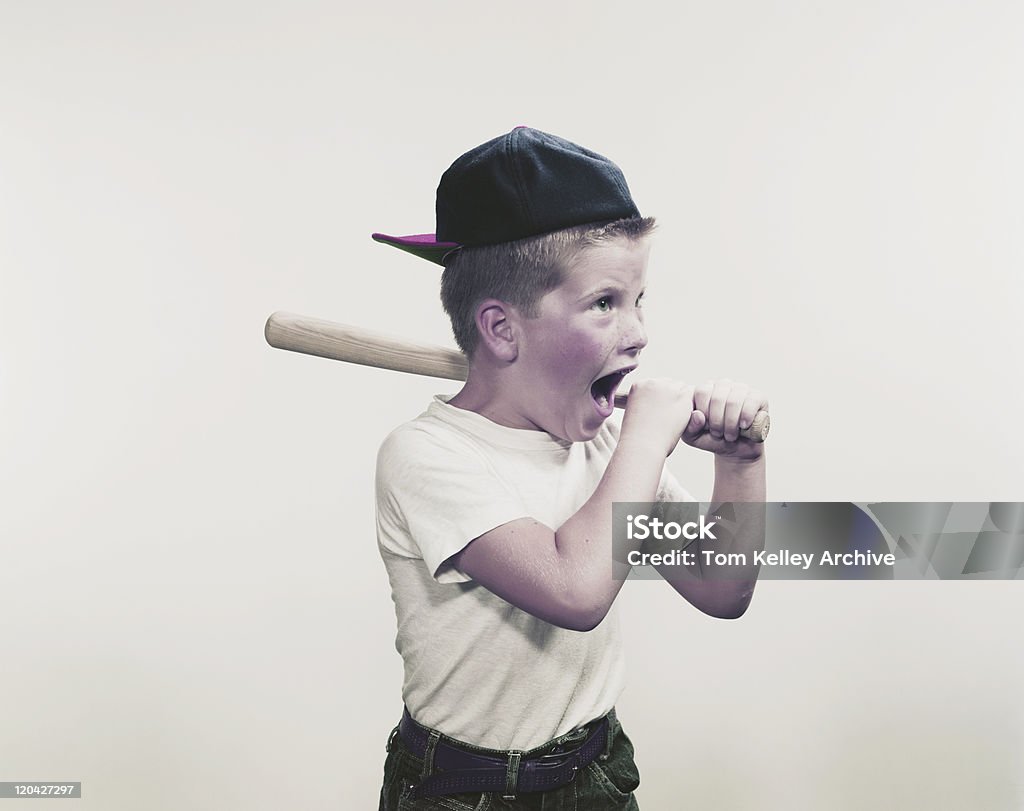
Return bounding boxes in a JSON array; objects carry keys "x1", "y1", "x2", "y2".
[
  {"x1": 502, "y1": 750, "x2": 522, "y2": 800},
  {"x1": 600, "y1": 714, "x2": 614, "y2": 762},
  {"x1": 421, "y1": 731, "x2": 441, "y2": 779},
  {"x1": 386, "y1": 724, "x2": 400, "y2": 753}
]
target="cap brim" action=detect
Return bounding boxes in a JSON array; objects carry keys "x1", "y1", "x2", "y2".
[{"x1": 372, "y1": 233, "x2": 461, "y2": 266}]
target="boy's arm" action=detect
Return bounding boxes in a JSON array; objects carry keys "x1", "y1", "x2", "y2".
[
  {"x1": 648, "y1": 380, "x2": 767, "y2": 618},
  {"x1": 453, "y1": 379, "x2": 769, "y2": 629},
  {"x1": 647, "y1": 455, "x2": 766, "y2": 619},
  {"x1": 451, "y1": 380, "x2": 701, "y2": 632}
]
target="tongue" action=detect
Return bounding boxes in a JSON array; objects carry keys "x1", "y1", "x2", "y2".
[{"x1": 591, "y1": 373, "x2": 616, "y2": 409}]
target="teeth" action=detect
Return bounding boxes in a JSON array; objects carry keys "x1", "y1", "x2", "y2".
[{"x1": 592, "y1": 368, "x2": 633, "y2": 411}]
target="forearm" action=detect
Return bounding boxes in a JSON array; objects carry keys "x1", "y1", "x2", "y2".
[
  {"x1": 711, "y1": 453, "x2": 766, "y2": 504},
  {"x1": 553, "y1": 432, "x2": 667, "y2": 627},
  {"x1": 696, "y1": 454, "x2": 767, "y2": 615}
]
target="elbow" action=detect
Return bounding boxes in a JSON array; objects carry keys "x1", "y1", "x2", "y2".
[
  {"x1": 705, "y1": 603, "x2": 749, "y2": 620},
  {"x1": 552, "y1": 593, "x2": 611, "y2": 633},
  {"x1": 567, "y1": 606, "x2": 610, "y2": 632},
  {"x1": 562, "y1": 612, "x2": 609, "y2": 633},
  {"x1": 700, "y1": 585, "x2": 756, "y2": 620}
]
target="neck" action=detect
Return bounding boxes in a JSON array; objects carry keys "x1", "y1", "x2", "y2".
[{"x1": 447, "y1": 359, "x2": 532, "y2": 430}]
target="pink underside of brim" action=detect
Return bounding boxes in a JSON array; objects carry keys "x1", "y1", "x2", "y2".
[{"x1": 372, "y1": 232, "x2": 459, "y2": 248}]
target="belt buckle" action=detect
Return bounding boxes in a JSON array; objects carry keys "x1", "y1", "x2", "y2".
[{"x1": 542, "y1": 725, "x2": 588, "y2": 759}]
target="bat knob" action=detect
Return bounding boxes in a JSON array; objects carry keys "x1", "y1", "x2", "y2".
[{"x1": 741, "y1": 411, "x2": 770, "y2": 443}]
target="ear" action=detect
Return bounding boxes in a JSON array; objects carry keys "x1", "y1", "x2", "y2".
[{"x1": 474, "y1": 299, "x2": 518, "y2": 363}]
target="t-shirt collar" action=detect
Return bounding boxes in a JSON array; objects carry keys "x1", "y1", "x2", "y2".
[{"x1": 427, "y1": 395, "x2": 575, "y2": 451}]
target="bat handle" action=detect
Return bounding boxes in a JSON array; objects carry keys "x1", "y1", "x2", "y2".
[{"x1": 612, "y1": 394, "x2": 770, "y2": 443}]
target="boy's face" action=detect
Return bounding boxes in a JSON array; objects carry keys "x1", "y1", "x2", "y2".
[{"x1": 507, "y1": 237, "x2": 650, "y2": 442}]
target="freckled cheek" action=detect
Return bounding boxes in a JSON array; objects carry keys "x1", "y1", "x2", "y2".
[
  {"x1": 529, "y1": 321, "x2": 612, "y2": 392},
  {"x1": 554, "y1": 331, "x2": 608, "y2": 372}
]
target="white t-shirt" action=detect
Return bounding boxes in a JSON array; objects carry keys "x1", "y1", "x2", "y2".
[{"x1": 375, "y1": 395, "x2": 693, "y2": 750}]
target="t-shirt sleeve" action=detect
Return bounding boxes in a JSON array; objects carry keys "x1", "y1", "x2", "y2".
[{"x1": 375, "y1": 425, "x2": 531, "y2": 584}]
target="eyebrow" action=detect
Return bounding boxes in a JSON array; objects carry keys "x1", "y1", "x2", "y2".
[{"x1": 575, "y1": 284, "x2": 645, "y2": 304}]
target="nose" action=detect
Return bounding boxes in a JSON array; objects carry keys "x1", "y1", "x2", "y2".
[{"x1": 621, "y1": 309, "x2": 648, "y2": 355}]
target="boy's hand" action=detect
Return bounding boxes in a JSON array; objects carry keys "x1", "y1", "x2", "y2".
[
  {"x1": 619, "y1": 378, "x2": 703, "y2": 458},
  {"x1": 682, "y1": 379, "x2": 768, "y2": 460}
]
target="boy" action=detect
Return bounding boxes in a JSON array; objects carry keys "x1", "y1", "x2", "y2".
[{"x1": 373, "y1": 127, "x2": 767, "y2": 809}]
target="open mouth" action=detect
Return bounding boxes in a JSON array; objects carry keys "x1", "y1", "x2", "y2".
[{"x1": 590, "y1": 366, "x2": 635, "y2": 416}]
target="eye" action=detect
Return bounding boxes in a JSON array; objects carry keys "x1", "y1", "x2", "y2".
[{"x1": 592, "y1": 296, "x2": 612, "y2": 313}]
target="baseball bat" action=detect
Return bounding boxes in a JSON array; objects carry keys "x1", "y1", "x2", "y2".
[{"x1": 264, "y1": 311, "x2": 770, "y2": 442}]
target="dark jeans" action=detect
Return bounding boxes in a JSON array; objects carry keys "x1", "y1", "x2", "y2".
[{"x1": 378, "y1": 708, "x2": 641, "y2": 810}]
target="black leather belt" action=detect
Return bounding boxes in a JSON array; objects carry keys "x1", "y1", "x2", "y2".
[{"x1": 398, "y1": 707, "x2": 609, "y2": 798}]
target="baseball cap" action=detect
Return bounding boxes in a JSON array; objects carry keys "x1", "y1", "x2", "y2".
[{"x1": 372, "y1": 126, "x2": 641, "y2": 266}]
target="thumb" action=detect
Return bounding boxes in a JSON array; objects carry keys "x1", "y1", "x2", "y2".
[{"x1": 682, "y1": 409, "x2": 706, "y2": 441}]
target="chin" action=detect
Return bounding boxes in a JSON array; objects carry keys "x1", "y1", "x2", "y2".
[
  {"x1": 565, "y1": 417, "x2": 606, "y2": 443},
  {"x1": 540, "y1": 403, "x2": 607, "y2": 443}
]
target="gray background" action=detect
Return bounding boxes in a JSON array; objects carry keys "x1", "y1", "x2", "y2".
[{"x1": 3, "y1": 1, "x2": 1023, "y2": 808}]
